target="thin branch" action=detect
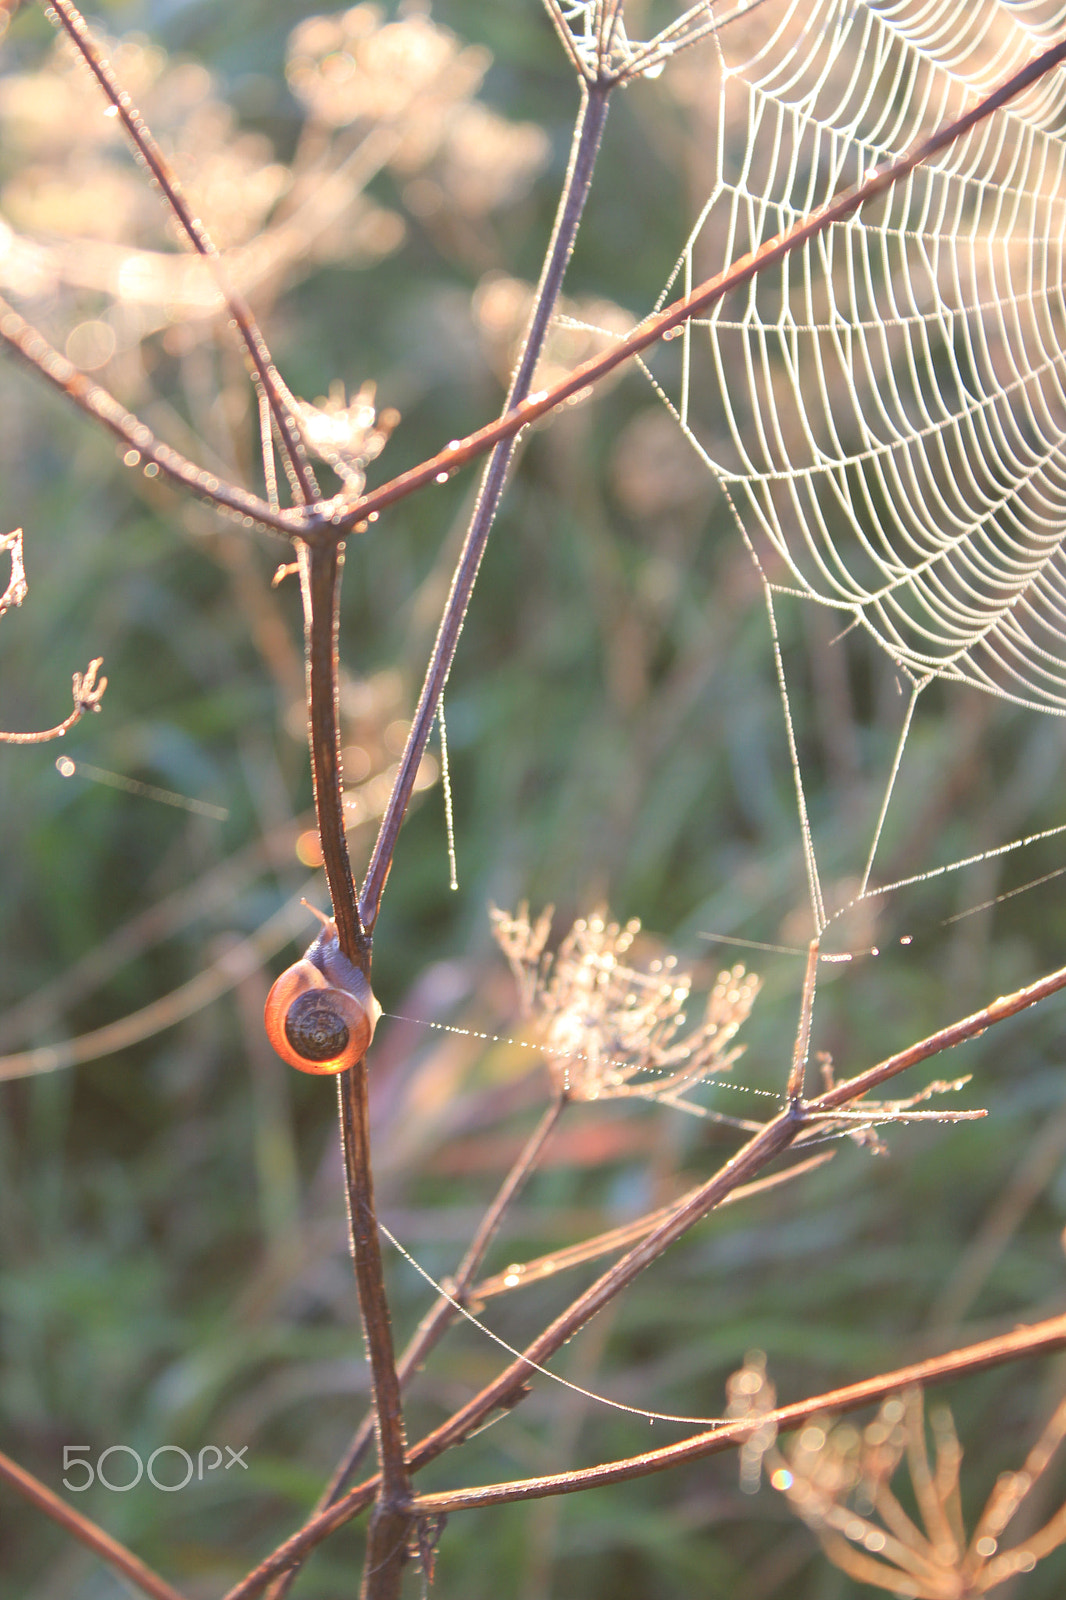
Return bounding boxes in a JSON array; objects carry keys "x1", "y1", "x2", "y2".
[
  {"x1": 338, "y1": 1066, "x2": 412, "y2": 1600},
  {"x1": 786, "y1": 939, "x2": 820, "y2": 1099},
  {"x1": 0, "y1": 813, "x2": 310, "y2": 1051},
  {"x1": 0, "y1": 1448, "x2": 189, "y2": 1600},
  {"x1": 263, "y1": 1093, "x2": 568, "y2": 1600},
  {"x1": 0, "y1": 656, "x2": 106, "y2": 744},
  {"x1": 471, "y1": 1151, "x2": 834, "y2": 1302},
  {"x1": 0, "y1": 297, "x2": 301, "y2": 535},
  {"x1": 302, "y1": 543, "x2": 363, "y2": 954},
  {"x1": 0, "y1": 892, "x2": 313, "y2": 1081},
  {"x1": 542, "y1": 1, "x2": 590, "y2": 82},
  {"x1": 408, "y1": 1313, "x2": 1066, "y2": 1515},
  {"x1": 0, "y1": 525, "x2": 26, "y2": 614},
  {"x1": 359, "y1": 78, "x2": 613, "y2": 928},
  {"x1": 809, "y1": 961, "x2": 1066, "y2": 1113},
  {"x1": 47, "y1": 0, "x2": 316, "y2": 506},
  {"x1": 449, "y1": 1092, "x2": 570, "y2": 1297},
  {"x1": 611, "y1": 4, "x2": 735, "y2": 83}
]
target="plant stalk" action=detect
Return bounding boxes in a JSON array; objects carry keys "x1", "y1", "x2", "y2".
[
  {"x1": 360, "y1": 78, "x2": 613, "y2": 928},
  {"x1": 301, "y1": 536, "x2": 410, "y2": 1596},
  {"x1": 262, "y1": 1094, "x2": 567, "y2": 1600},
  {"x1": 48, "y1": 0, "x2": 316, "y2": 506},
  {"x1": 408, "y1": 1312, "x2": 1066, "y2": 1514}
]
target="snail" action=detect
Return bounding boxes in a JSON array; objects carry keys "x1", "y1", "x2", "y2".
[{"x1": 265, "y1": 915, "x2": 380, "y2": 1074}]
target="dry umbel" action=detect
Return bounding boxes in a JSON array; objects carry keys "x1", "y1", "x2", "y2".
[
  {"x1": 727, "y1": 1350, "x2": 1066, "y2": 1598},
  {"x1": 490, "y1": 902, "x2": 760, "y2": 1107}
]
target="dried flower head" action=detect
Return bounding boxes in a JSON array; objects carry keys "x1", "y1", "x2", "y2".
[
  {"x1": 491, "y1": 904, "x2": 760, "y2": 1107},
  {"x1": 725, "y1": 1349, "x2": 779, "y2": 1495},
  {"x1": 287, "y1": 7, "x2": 488, "y2": 161},
  {"x1": 281, "y1": 379, "x2": 399, "y2": 494},
  {"x1": 436, "y1": 103, "x2": 550, "y2": 218},
  {"x1": 753, "y1": 1381, "x2": 1066, "y2": 1597},
  {"x1": 0, "y1": 527, "x2": 26, "y2": 617}
]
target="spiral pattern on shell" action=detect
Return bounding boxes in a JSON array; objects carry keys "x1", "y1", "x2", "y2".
[
  {"x1": 264, "y1": 918, "x2": 380, "y2": 1075},
  {"x1": 284, "y1": 990, "x2": 351, "y2": 1063}
]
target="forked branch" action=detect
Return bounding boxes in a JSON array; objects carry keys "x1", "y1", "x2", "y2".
[
  {"x1": 0, "y1": 656, "x2": 106, "y2": 744},
  {"x1": 219, "y1": 958, "x2": 1066, "y2": 1595}
]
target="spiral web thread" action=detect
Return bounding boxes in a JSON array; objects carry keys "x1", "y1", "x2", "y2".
[{"x1": 653, "y1": 0, "x2": 1066, "y2": 715}]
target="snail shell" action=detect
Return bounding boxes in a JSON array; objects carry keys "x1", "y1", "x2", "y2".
[{"x1": 265, "y1": 920, "x2": 380, "y2": 1074}]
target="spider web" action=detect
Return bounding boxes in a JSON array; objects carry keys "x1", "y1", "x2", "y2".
[{"x1": 652, "y1": 0, "x2": 1066, "y2": 714}]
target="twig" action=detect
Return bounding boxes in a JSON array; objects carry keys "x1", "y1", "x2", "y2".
[
  {"x1": 471, "y1": 1151, "x2": 834, "y2": 1302},
  {"x1": 0, "y1": 1448, "x2": 188, "y2": 1600},
  {"x1": 338, "y1": 1066, "x2": 411, "y2": 1600},
  {"x1": 302, "y1": 543, "x2": 363, "y2": 955},
  {"x1": 0, "y1": 297, "x2": 300, "y2": 534},
  {"x1": 359, "y1": 78, "x2": 613, "y2": 927},
  {"x1": 47, "y1": 0, "x2": 316, "y2": 506},
  {"x1": 0, "y1": 525, "x2": 26, "y2": 614},
  {"x1": 0, "y1": 529, "x2": 107, "y2": 743},
  {"x1": 262, "y1": 1093, "x2": 568, "y2": 1600},
  {"x1": 0, "y1": 892, "x2": 314, "y2": 1081},
  {"x1": 786, "y1": 939, "x2": 820, "y2": 1099},
  {"x1": 0, "y1": 657, "x2": 106, "y2": 744},
  {"x1": 408, "y1": 1313, "x2": 1066, "y2": 1514},
  {"x1": 809, "y1": 961, "x2": 1066, "y2": 1113}
]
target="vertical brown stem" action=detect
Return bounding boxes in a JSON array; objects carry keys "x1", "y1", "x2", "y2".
[
  {"x1": 293, "y1": 82, "x2": 613, "y2": 1592},
  {"x1": 303, "y1": 542, "x2": 364, "y2": 955},
  {"x1": 786, "y1": 940, "x2": 820, "y2": 1100},
  {"x1": 263, "y1": 1095, "x2": 568, "y2": 1600},
  {"x1": 302, "y1": 541, "x2": 410, "y2": 1594},
  {"x1": 338, "y1": 1069, "x2": 411, "y2": 1599},
  {"x1": 360, "y1": 78, "x2": 613, "y2": 928}
]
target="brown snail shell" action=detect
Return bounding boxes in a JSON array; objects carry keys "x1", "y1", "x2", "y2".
[{"x1": 265, "y1": 920, "x2": 380, "y2": 1074}]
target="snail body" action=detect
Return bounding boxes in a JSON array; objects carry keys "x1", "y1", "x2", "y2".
[{"x1": 265, "y1": 920, "x2": 380, "y2": 1074}]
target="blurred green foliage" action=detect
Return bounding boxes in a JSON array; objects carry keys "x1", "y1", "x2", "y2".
[{"x1": 2, "y1": 3, "x2": 1066, "y2": 1597}]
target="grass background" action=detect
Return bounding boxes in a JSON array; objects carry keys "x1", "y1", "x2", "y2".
[{"x1": 3, "y1": 2, "x2": 1066, "y2": 1595}]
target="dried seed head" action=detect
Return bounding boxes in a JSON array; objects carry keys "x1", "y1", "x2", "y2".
[{"x1": 491, "y1": 904, "x2": 760, "y2": 1107}]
